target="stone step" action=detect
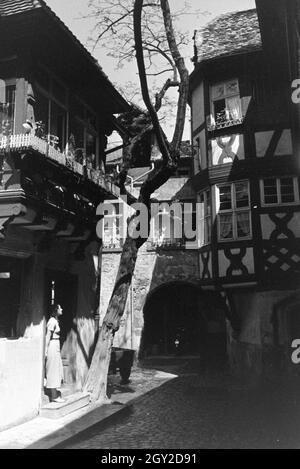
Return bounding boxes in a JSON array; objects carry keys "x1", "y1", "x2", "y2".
[
  {"x1": 58, "y1": 385, "x2": 78, "y2": 398},
  {"x1": 40, "y1": 392, "x2": 90, "y2": 419}
]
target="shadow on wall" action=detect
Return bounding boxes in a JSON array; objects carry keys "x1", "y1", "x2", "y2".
[{"x1": 62, "y1": 317, "x2": 96, "y2": 388}]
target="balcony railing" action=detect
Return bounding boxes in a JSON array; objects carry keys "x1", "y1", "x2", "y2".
[
  {"x1": 0, "y1": 134, "x2": 119, "y2": 196},
  {"x1": 207, "y1": 116, "x2": 244, "y2": 132},
  {"x1": 147, "y1": 238, "x2": 185, "y2": 250}
]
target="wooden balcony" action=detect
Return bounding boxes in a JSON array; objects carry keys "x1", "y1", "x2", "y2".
[
  {"x1": 0, "y1": 134, "x2": 120, "y2": 198},
  {"x1": 207, "y1": 116, "x2": 244, "y2": 132}
]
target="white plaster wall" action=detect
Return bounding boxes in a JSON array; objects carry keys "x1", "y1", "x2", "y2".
[
  {"x1": 199, "y1": 251, "x2": 212, "y2": 279},
  {"x1": 261, "y1": 212, "x2": 300, "y2": 239},
  {"x1": 0, "y1": 250, "x2": 46, "y2": 431},
  {"x1": 218, "y1": 248, "x2": 254, "y2": 278},
  {"x1": 193, "y1": 129, "x2": 207, "y2": 171},
  {"x1": 255, "y1": 129, "x2": 292, "y2": 158},
  {"x1": 191, "y1": 82, "x2": 205, "y2": 131},
  {"x1": 210, "y1": 134, "x2": 244, "y2": 166},
  {"x1": 0, "y1": 336, "x2": 43, "y2": 431}
]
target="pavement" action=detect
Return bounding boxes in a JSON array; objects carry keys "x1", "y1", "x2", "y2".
[
  {"x1": 3, "y1": 356, "x2": 300, "y2": 449},
  {"x1": 0, "y1": 364, "x2": 177, "y2": 449},
  {"x1": 56, "y1": 358, "x2": 300, "y2": 450}
]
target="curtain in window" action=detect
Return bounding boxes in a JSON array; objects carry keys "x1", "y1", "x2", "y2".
[
  {"x1": 226, "y1": 96, "x2": 242, "y2": 120},
  {"x1": 237, "y1": 212, "x2": 250, "y2": 237},
  {"x1": 0, "y1": 80, "x2": 5, "y2": 103},
  {"x1": 219, "y1": 214, "x2": 233, "y2": 239}
]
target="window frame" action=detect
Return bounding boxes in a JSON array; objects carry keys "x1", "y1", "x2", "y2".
[
  {"x1": 216, "y1": 180, "x2": 252, "y2": 242},
  {"x1": 34, "y1": 70, "x2": 68, "y2": 150},
  {"x1": 0, "y1": 78, "x2": 17, "y2": 137},
  {"x1": 34, "y1": 64, "x2": 100, "y2": 167},
  {"x1": 260, "y1": 177, "x2": 299, "y2": 207},
  {"x1": 209, "y1": 78, "x2": 243, "y2": 131},
  {"x1": 198, "y1": 189, "x2": 212, "y2": 247}
]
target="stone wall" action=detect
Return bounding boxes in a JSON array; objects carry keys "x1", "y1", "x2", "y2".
[
  {"x1": 227, "y1": 289, "x2": 300, "y2": 383},
  {"x1": 100, "y1": 245, "x2": 199, "y2": 353}
]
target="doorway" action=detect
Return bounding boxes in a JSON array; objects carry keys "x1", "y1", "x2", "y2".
[
  {"x1": 0, "y1": 256, "x2": 22, "y2": 338},
  {"x1": 45, "y1": 269, "x2": 78, "y2": 346},
  {"x1": 142, "y1": 282, "x2": 204, "y2": 356},
  {"x1": 141, "y1": 282, "x2": 227, "y2": 368}
]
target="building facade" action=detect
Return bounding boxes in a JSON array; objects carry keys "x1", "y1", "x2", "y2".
[
  {"x1": 190, "y1": 0, "x2": 300, "y2": 380},
  {"x1": 102, "y1": 135, "x2": 228, "y2": 364},
  {"x1": 0, "y1": 0, "x2": 129, "y2": 430}
]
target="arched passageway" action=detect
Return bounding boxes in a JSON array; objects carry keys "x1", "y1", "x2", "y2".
[{"x1": 141, "y1": 282, "x2": 227, "y2": 366}]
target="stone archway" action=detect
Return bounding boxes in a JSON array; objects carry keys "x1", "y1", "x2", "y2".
[{"x1": 140, "y1": 281, "x2": 227, "y2": 366}]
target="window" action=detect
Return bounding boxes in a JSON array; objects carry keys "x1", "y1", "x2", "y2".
[
  {"x1": 0, "y1": 79, "x2": 16, "y2": 137},
  {"x1": 152, "y1": 206, "x2": 176, "y2": 246},
  {"x1": 261, "y1": 177, "x2": 299, "y2": 206},
  {"x1": 34, "y1": 66, "x2": 99, "y2": 167},
  {"x1": 102, "y1": 201, "x2": 124, "y2": 249},
  {"x1": 216, "y1": 181, "x2": 251, "y2": 241},
  {"x1": 150, "y1": 202, "x2": 184, "y2": 247},
  {"x1": 34, "y1": 69, "x2": 67, "y2": 151},
  {"x1": 209, "y1": 79, "x2": 243, "y2": 131},
  {"x1": 198, "y1": 190, "x2": 211, "y2": 246},
  {"x1": 69, "y1": 97, "x2": 98, "y2": 168}
]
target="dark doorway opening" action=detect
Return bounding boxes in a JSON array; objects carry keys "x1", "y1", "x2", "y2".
[
  {"x1": 0, "y1": 256, "x2": 22, "y2": 339},
  {"x1": 142, "y1": 283, "x2": 203, "y2": 356},
  {"x1": 141, "y1": 282, "x2": 227, "y2": 368},
  {"x1": 45, "y1": 269, "x2": 78, "y2": 347},
  {"x1": 44, "y1": 269, "x2": 78, "y2": 394}
]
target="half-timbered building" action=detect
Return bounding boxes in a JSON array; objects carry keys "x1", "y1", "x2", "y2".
[{"x1": 190, "y1": 0, "x2": 300, "y2": 380}]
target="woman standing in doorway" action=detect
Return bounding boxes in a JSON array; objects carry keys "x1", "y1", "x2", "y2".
[{"x1": 45, "y1": 304, "x2": 65, "y2": 403}]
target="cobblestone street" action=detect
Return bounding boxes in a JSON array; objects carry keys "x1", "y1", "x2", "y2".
[{"x1": 57, "y1": 358, "x2": 300, "y2": 449}]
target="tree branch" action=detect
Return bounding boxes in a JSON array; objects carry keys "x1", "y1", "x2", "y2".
[
  {"x1": 92, "y1": 2, "x2": 160, "y2": 46},
  {"x1": 160, "y1": 0, "x2": 189, "y2": 152},
  {"x1": 134, "y1": 0, "x2": 171, "y2": 167},
  {"x1": 154, "y1": 78, "x2": 179, "y2": 111}
]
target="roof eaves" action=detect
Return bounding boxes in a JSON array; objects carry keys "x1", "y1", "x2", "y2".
[{"x1": 0, "y1": 0, "x2": 130, "y2": 112}]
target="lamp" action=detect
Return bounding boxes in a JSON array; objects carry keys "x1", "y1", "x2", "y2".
[{"x1": 22, "y1": 120, "x2": 33, "y2": 134}]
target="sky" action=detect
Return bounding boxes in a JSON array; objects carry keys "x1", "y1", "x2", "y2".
[
  {"x1": 45, "y1": 0, "x2": 256, "y2": 139},
  {"x1": 46, "y1": 0, "x2": 256, "y2": 82}
]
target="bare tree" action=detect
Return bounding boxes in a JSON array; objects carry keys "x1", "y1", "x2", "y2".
[
  {"x1": 86, "y1": 0, "x2": 204, "y2": 117},
  {"x1": 84, "y1": 0, "x2": 189, "y2": 403}
]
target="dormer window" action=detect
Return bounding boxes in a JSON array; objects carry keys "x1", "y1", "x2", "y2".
[{"x1": 208, "y1": 79, "x2": 243, "y2": 131}]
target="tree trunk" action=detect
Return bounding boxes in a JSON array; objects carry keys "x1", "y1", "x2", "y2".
[
  {"x1": 84, "y1": 0, "x2": 189, "y2": 403},
  {"x1": 84, "y1": 235, "x2": 140, "y2": 402}
]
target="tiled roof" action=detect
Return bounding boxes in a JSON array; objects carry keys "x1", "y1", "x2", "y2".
[
  {"x1": 0, "y1": 0, "x2": 130, "y2": 111},
  {"x1": 193, "y1": 8, "x2": 262, "y2": 63},
  {"x1": 0, "y1": 0, "x2": 42, "y2": 16}
]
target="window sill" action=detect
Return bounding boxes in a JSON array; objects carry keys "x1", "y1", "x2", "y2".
[
  {"x1": 261, "y1": 202, "x2": 300, "y2": 208},
  {"x1": 208, "y1": 117, "x2": 244, "y2": 132},
  {"x1": 0, "y1": 337, "x2": 25, "y2": 342},
  {"x1": 217, "y1": 237, "x2": 252, "y2": 243}
]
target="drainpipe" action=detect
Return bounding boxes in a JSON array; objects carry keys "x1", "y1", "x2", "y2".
[
  {"x1": 94, "y1": 241, "x2": 103, "y2": 339},
  {"x1": 132, "y1": 163, "x2": 155, "y2": 185},
  {"x1": 131, "y1": 280, "x2": 134, "y2": 350}
]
